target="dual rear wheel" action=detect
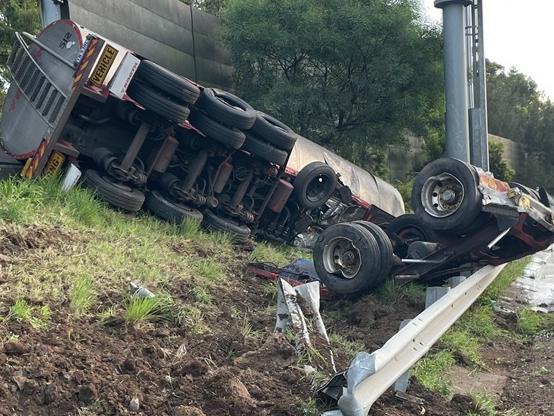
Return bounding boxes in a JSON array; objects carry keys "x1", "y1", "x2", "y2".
[{"x1": 313, "y1": 222, "x2": 393, "y2": 295}]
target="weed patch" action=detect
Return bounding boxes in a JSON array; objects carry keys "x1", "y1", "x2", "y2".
[
  {"x1": 9, "y1": 299, "x2": 51, "y2": 330},
  {"x1": 516, "y1": 308, "x2": 553, "y2": 336},
  {"x1": 125, "y1": 294, "x2": 174, "y2": 326},
  {"x1": 467, "y1": 393, "x2": 497, "y2": 416},
  {"x1": 70, "y1": 275, "x2": 96, "y2": 315},
  {"x1": 413, "y1": 350, "x2": 455, "y2": 396}
]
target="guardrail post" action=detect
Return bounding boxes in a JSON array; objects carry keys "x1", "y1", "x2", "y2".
[
  {"x1": 393, "y1": 319, "x2": 413, "y2": 393},
  {"x1": 425, "y1": 286, "x2": 450, "y2": 308}
]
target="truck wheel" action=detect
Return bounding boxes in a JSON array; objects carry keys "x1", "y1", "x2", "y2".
[
  {"x1": 196, "y1": 88, "x2": 256, "y2": 130},
  {"x1": 313, "y1": 223, "x2": 385, "y2": 295},
  {"x1": 127, "y1": 81, "x2": 191, "y2": 124},
  {"x1": 293, "y1": 161, "x2": 338, "y2": 209},
  {"x1": 82, "y1": 170, "x2": 145, "y2": 212},
  {"x1": 136, "y1": 60, "x2": 200, "y2": 105},
  {"x1": 244, "y1": 134, "x2": 288, "y2": 166},
  {"x1": 92, "y1": 147, "x2": 118, "y2": 172},
  {"x1": 202, "y1": 210, "x2": 251, "y2": 243},
  {"x1": 412, "y1": 158, "x2": 482, "y2": 233},
  {"x1": 384, "y1": 214, "x2": 437, "y2": 258},
  {"x1": 250, "y1": 111, "x2": 297, "y2": 151},
  {"x1": 145, "y1": 191, "x2": 203, "y2": 224},
  {"x1": 189, "y1": 110, "x2": 245, "y2": 149},
  {"x1": 354, "y1": 221, "x2": 393, "y2": 278}
]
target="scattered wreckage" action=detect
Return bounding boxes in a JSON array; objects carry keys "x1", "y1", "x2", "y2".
[{"x1": 0, "y1": 20, "x2": 403, "y2": 245}]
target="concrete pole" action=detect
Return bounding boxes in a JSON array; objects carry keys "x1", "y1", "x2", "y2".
[
  {"x1": 435, "y1": 0, "x2": 471, "y2": 163},
  {"x1": 476, "y1": 1, "x2": 490, "y2": 170},
  {"x1": 38, "y1": 0, "x2": 63, "y2": 28}
]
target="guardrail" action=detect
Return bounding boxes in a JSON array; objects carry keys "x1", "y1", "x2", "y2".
[{"x1": 323, "y1": 264, "x2": 506, "y2": 416}]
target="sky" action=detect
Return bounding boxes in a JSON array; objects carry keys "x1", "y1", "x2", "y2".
[{"x1": 423, "y1": 0, "x2": 554, "y2": 99}]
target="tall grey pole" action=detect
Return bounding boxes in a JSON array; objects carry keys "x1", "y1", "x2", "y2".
[
  {"x1": 38, "y1": 0, "x2": 63, "y2": 28},
  {"x1": 475, "y1": 1, "x2": 489, "y2": 170},
  {"x1": 435, "y1": 0, "x2": 471, "y2": 163}
]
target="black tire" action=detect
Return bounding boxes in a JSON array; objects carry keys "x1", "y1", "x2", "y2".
[
  {"x1": 313, "y1": 223, "x2": 384, "y2": 295},
  {"x1": 384, "y1": 214, "x2": 437, "y2": 258},
  {"x1": 81, "y1": 169, "x2": 145, "y2": 212},
  {"x1": 292, "y1": 161, "x2": 338, "y2": 209},
  {"x1": 354, "y1": 221, "x2": 394, "y2": 278},
  {"x1": 196, "y1": 88, "x2": 256, "y2": 130},
  {"x1": 135, "y1": 60, "x2": 200, "y2": 105},
  {"x1": 127, "y1": 81, "x2": 190, "y2": 124},
  {"x1": 189, "y1": 109, "x2": 245, "y2": 149},
  {"x1": 202, "y1": 210, "x2": 251, "y2": 243},
  {"x1": 145, "y1": 191, "x2": 203, "y2": 224},
  {"x1": 92, "y1": 147, "x2": 116, "y2": 172},
  {"x1": 243, "y1": 134, "x2": 288, "y2": 166},
  {"x1": 412, "y1": 158, "x2": 482, "y2": 233},
  {"x1": 250, "y1": 111, "x2": 297, "y2": 151}
]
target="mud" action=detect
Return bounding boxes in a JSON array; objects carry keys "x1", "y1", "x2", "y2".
[{"x1": 0, "y1": 227, "x2": 551, "y2": 415}]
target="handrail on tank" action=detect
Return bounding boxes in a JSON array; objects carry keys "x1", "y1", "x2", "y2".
[{"x1": 20, "y1": 32, "x2": 77, "y2": 69}]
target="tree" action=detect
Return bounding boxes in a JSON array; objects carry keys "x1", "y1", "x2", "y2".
[
  {"x1": 221, "y1": 0, "x2": 444, "y2": 173},
  {"x1": 0, "y1": 0, "x2": 40, "y2": 113},
  {"x1": 486, "y1": 60, "x2": 554, "y2": 191},
  {"x1": 488, "y1": 141, "x2": 514, "y2": 182},
  {"x1": 180, "y1": 0, "x2": 228, "y2": 15},
  {"x1": 486, "y1": 60, "x2": 541, "y2": 144}
]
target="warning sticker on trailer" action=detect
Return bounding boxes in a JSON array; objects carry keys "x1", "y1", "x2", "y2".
[{"x1": 90, "y1": 45, "x2": 118, "y2": 87}]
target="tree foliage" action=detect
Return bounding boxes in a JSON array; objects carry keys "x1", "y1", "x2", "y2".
[
  {"x1": 486, "y1": 60, "x2": 554, "y2": 191},
  {"x1": 488, "y1": 141, "x2": 514, "y2": 182},
  {"x1": 0, "y1": 0, "x2": 40, "y2": 84},
  {"x1": 180, "y1": 0, "x2": 228, "y2": 15},
  {"x1": 221, "y1": 0, "x2": 444, "y2": 172}
]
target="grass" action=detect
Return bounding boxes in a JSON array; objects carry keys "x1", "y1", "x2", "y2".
[
  {"x1": 124, "y1": 294, "x2": 175, "y2": 326},
  {"x1": 516, "y1": 308, "x2": 554, "y2": 335},
  {"x1": 329, "y1": 333, "x2": 366, "y2": 361},
  {"x1": 413, "y1": 350, "x2": 456, "y2": 396},
  {"x1": 70, "y1": 276, "x2": 96, "y2": 315},
  {"x1": 250, "y1": 242, "x2": 309, "y2": 267},
  {"x1": 440, "y1": 329, "x2": 483, "y2": 367},
  {"x1": 467, "y1": 393, "x2": 497, "y2": 416},
  {"x1": 9, "y1": 299, "x2": 51, "y2": 329},
  {"x1": 196, "y1": 259, "x2": 225, "y2": 282},
  {"x1": 376, "y1": 280, "x2": 426, "y2": 304}
]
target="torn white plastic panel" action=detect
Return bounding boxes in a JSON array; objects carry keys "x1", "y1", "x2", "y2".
[
  {"x1": 61, "y1": 164, "x2": 82, "y2": 191},
  {"x1": 275, "y1": 278, "x2": 311, "y2": 349},
  {"x1": 275, "y1": 279, "x2": 335, "y2": 370},
  {"x1": 324, "y1": 265, "x2": 505, "y2": 416}
]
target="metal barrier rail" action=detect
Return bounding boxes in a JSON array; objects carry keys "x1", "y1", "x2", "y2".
[{"x1": 324, "y1": 264, "x2": 506, "y2": 416}]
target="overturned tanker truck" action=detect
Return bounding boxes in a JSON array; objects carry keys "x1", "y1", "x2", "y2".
[{"x1": 0, "y1": 7, "x2": 404, "y2": 244}]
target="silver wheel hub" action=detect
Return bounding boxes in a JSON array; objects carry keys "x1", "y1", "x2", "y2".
[
  {"x1": 322, "y1": 237, "x2": 362, "y2": 279},
  {"x1": 421, "y1": 172, "x2": 465, "y2": 218}
]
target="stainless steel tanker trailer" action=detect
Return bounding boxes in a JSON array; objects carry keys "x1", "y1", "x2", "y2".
[{"x1": 0, "y1": 19, "x2": 404, "y2": 243}]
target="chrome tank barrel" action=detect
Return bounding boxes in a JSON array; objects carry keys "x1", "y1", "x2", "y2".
[{"x1": 287, "y1": 136, "x2": 405, "y2": 217}]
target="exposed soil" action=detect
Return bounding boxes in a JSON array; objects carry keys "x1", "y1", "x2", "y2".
[{"x1": 0, "y1": 226, "x2": 552, "y2": 415}]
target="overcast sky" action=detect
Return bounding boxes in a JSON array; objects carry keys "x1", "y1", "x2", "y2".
[{"x1": 423, "y1": 0, "x2": 554, "y2": 100}]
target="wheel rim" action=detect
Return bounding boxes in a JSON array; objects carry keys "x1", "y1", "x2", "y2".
[
  {"x1": 421, "y1": 172, "x2": 465, "y2": 218},
  {"x1": 306, "y1": 175, "x2": 332, "y2": 204},
  {"x1": 322, "y1": 236, "x2": 362, "y2": 279}
]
